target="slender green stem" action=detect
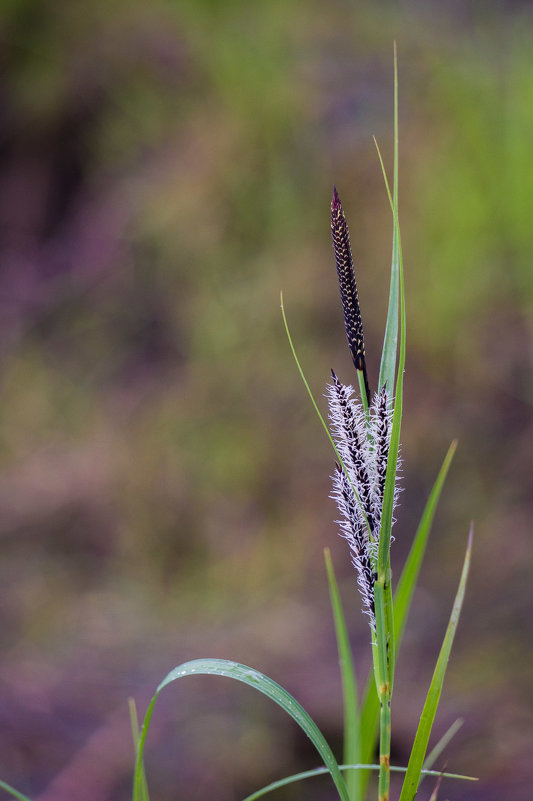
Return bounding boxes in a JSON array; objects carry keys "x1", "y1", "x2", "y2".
[
  {"x1": 383, "y1": 565, "x2": 395, "y2": 691},
  {"x1": 357, "y1": 370, "x2": 370, "y2": 418},
  {"x1": 324, "y1": 549, "x2": 361, "y2": 801},
  {"x1": 372, "y1": 583, "x2": 388, "y2": 694},
  {"x1": 378, "y1": 695, "x2": 392, "y2": 801},
  {"x1": 373, "y1": 577, "x2": 392, "y2": 801}
]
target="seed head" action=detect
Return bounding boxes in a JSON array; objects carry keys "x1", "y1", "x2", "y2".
[
  {"x1": 331, "y1": 463, "x2": 376, "y2": 625},
  {"x1": 327, "y1": 375, "x2": 398, "y2": 630},
  {"x1": 331, "y1": 187, "x2": 370, "y2": 402}
]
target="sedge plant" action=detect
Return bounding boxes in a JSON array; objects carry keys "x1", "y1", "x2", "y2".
[
  {"x1": 129, "y1": 51, "x2": 474, "y2": 801},
  {"x1": 0, "y1": 51, "x2": 475, "y2": 801}
]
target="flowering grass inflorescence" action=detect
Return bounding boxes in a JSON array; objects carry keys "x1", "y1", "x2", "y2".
[
  {"x1": 328, "y1": 375, "x2": 395, "y2": 631},
  {"x1": 328, "y1": 187, "x2": 400, "y2": 638},
  {"x1": 330, "y1": 186, "x2": 371, "y2": 405}
]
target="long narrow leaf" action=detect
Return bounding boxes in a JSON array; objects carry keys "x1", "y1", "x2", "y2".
[
  {"x1": 372, "y1": 105, "x2": 406, "y2": 801},
  {"x1": 133, "y1": 659, "x2": 350, "y2": 801},
  {"x1": 393, "y1": 440, "x2": 458, "y2": 643},
  {"x1": 242, "y1": 763, "x2": 477, "y2": 801},
  {"x1": 373, "y1": 118, "x2": 406, "y2": 713},
  {"x1": 359, "y1": 57, "x2": 404, "y2": 799},
  {"x1": 280, "y1": 293, "x2": 372, "y2": 539},
  {"x1": 358, "y1": 680, "x2": 380, "y2": 779},
  {"x1": 371, "y1": 87, "x2": 406, "y2": 801},
  {"x1": 398, "y1": 527, "x2": 473, "y2": 801},
  {"x1": 0, "y1": 780, "x2": 33, "y2": 801},
  {"x1": 128, "y1": 698, "x2": 151, "y2": 801},
  {"x1": 375, "y1": 131, "x2": 406, "y2": 689},
  {"x1": 324, "y1": 549, "x2": 361, "y2": 801}
]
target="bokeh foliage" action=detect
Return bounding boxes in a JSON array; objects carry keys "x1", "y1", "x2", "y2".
[{"x1": 0, "y1": 2, "x2": 532, "y2": 800}]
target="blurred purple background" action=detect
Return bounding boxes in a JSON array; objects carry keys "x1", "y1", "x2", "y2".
[{"x1": 0, "y1": 2, "x2": 532, "y2": 800}]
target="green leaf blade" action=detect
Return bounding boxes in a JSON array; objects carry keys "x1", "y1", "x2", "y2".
[
  {"x1": 129, "y1": 698, "x2": 151, "y2": 801},
  {"x1": 0, "y1": 780, "x2": 34, "y2": 801},
  {"x1": 393, "y1": 440, "x2": 458, "y2": 644},
  {"x1": 242, "y1": 763, "x2": 476, "y2": 801},
  {"x1": 374, "y1": 101, "x2": 407, "y2": 700},
  {"x1": 134, "y1": 658, "x2": 350, "y2": 801},
  {"x1": 324, "y1": 548, "x2": 362, "y2": 801},
  {"x1": 398, "y1": 527, "x2": 473, "y2": 801}
]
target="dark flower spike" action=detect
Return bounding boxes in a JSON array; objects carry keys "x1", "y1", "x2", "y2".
[{"x1": 330, "y1": 186, "x2": 371, "y2": 404}]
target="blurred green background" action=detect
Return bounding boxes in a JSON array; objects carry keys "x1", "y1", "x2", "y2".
[{"x1": 0, "y1": 2, "x2": 532, "y2": 800}]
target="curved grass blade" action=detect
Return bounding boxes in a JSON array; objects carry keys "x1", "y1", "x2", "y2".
[
  {"x1": 133, "y1": 659, "x2": 350, "y2": 801},
  {"x1": 324, "y1": 548, "x2": 361, "y2": 801},
  {"x1": 358, "y1": 440, "x2": 458, "y2": 790},
  {"x1": 280, "y1": 292, "x2": 371, "y2": 539},
  {"x1": 398, "y1": 527, "x2": 473, "y2": 801},
  {"x1": 280, "y1": 292, "x2": 337, "y2": 456},
  {"x1": 0, "y1": 779, "x2": 33, "y2": 801},
  {"x1": 242, "y1": 763, "x2": 477, "y2": 801}
]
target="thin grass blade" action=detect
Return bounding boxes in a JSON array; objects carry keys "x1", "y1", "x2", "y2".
[
  {"x1": 398, "y1": 527, "x2": 473, "y2": 801},
  {"x1": 280, "y1": 291, "x2": 330, "y2": 446},
  {"x1": 373, "y1": 67, "x2": 405, "y2": 799},
  {"x1": 280, "y1": 293, "x2": 371, "y2": 537},
  {"x1": 324, "y1": 548, "x2": 361, "y2": 801},
  {"x1": 373, "y1": 122, "x2": 406, "y2": 711},
  {"x1": 358, "y1": 680, "x2": 380, "y2": 788},
  {"x1": 242, "y1": 763, "x2": 476, "y2": 801},
  {"x1": 374, "y1": 130, "x2": 406, "y2": 686},
  {"x1": 393, "y1": 441, "x2": 457, "y2": 643},
  {"x1": 133, "y1": 659, "x2": 350, "y2": 801},
  {"x1": 128, "y1": 698, "x2": 150, "y2": 801},
  {"x1": 428, "y1": 771, "x2": 445, "y2": 801},
  {"x1": 422, "y1": 718, "x2": 464, "y2": 775},
  {"x1": 379, "y1": 42, "x2": 400, "y2": 394},
  {"x1": 0, "y1": 780, "x2": 33, "y2": 801}
]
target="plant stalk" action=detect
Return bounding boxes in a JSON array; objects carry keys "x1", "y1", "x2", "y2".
[
  {"x1": 378, "y1": 692, "x2": 391, "y2": 801},
  {"x1": 373, "y1": 576, "x2": 392, "y2": 801}
]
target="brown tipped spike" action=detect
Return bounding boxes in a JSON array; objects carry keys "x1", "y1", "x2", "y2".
[{"x1": 330, "y1": 187, "x2": 370, "y2": 402}]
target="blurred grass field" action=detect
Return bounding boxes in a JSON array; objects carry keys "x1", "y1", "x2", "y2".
[{"x1": 0, "y1": 2, "x2": 532, "y2": 800}]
